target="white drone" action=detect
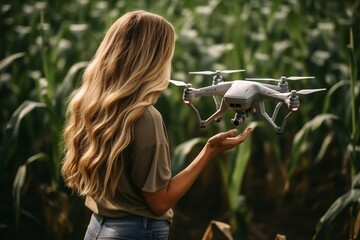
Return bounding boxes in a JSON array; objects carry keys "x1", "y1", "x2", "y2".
[{"x1": 170, "y1": 69, "x2": 326, "y2": 134}]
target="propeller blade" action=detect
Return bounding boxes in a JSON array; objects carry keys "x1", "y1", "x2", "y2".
[
  {"x1": 286, "y1": 76, "x2": 315, "y2": 80},
  {"x1": 246, "y1": 76, "x2": 315, "y2": 82},
  {"x1": 296, "y1": 88, "x2": 326, "y2": 95},
  {"x1": 189, "y1": 69, "x2": 245, "y2": 75},
  {"x1": 221, "y1": 69, "x2": 246, "y2": 74},
  {"x1": 274, "y1": 88, "x2": 326, "y2": 97},
  {"x1": 246, "y1": 78, "x2": 280, "y2": 82},
  {"x1": 169, "y1": 79, "x2": 189, "y2": 87},
  {"x1": 189, "y1": 71, "x2": 215, "y2": 75}
]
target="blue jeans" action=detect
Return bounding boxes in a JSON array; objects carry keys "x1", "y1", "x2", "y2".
[{"x1": 84, "y1": 213, "x2": 170, "y2": 240}]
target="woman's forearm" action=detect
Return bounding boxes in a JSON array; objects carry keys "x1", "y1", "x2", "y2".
[
  {"x1": 142, "y1": 144, "x2": 215, "y2": 215},
  {"x1": 142, "y1": 128, "x2": 252, "y2": 215}
]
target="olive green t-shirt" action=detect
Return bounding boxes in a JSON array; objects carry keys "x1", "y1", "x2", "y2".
[{"x1": 85, "y1": 105, "x2": 173, "y2": 222}]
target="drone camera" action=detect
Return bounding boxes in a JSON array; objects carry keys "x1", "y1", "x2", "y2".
[
  {"x1": 231, "y1": 113, "x2": 246, "y2": 127},
  {"x1": 231, "y1": 118, "x2": 242, "y2": 127}
]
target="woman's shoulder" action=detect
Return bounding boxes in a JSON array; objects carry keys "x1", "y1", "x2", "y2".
[
  {"x1": 134, "y1": 105, "x2": 164, "y2": 132},
  {"x1": 141, "y1": 105, "x2": 163, "y2": 125},
  {"x1": 132, "y1": 105, "x2": 167, "y2": 146}
]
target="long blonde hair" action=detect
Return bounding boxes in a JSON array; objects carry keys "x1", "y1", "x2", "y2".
[{"x1": 61, "y1": 11, "x2": 175, "y2": 205}]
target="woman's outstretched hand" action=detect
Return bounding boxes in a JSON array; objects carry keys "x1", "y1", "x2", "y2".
[
  {"x1": 206, "y1": 128, "x2": 253, "y2": 156},
  {"x1": 142, "y1": 127, "x2": 253, "y2": 215}
]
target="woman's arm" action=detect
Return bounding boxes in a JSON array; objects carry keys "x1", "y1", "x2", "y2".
[{"x1": 142, "y1": 128, "x2": 253, "y2": 215}]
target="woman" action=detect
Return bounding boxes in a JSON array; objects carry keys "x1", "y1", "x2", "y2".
[{"x1": 61, "y1": 10, "x2": 252, "y2": 240}]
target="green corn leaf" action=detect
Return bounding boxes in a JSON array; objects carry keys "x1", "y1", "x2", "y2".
[
  {"x1": 253, "y1": 121, "x2": 282, "y2": 176},
  {"x1": 347, "y1": 28, "x2": 359, "y2": 174},
  {"x1": 352, "y1": 172, "x2": 360, "y2": 190},
  {"x1": 313, "y1": 189, "x2": 360, "y2": 240},
  {"x1": 172, "y1": 137, "x2": 207, "y2": 175},
  {"x1": 314, "y1": 132, "x2": 335, "y2": 164},
  {"x1": 13, "y1": 165, "x2": 26, "y2": 225},
  {"x1": 322, "y1": 80, "x2": 350, "y2": 114},
  {"x1": 55, "y1": 61, "x2": 88, "y2": 118},
  {"x1": 289, "y1": 114, "x2": 339, "y2": 178},
  {"x1": 228, "y1": 129, "x2": 253, "y2": 210},
  {"x1": 0, "y1": 101, "x2": 46, "y2": 172},
  {"x1": 12, "y1": 153, "x2": 47, "y2": 230},
  {"x1": 0, "y1": 52, "x2": 25, "y2": 71},
  {"x1": 57, "y1": 61, "x2": 88, "y2": 100}
]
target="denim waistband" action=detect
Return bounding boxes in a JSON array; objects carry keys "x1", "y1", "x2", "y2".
[{"x1": 92, "y1": 213, "x2": 166, "y2": 229}]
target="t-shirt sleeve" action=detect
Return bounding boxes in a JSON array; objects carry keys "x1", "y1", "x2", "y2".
[
  {"x1": 132, "y1": 141, "x2": 171, "y2": 192},
  {"x1": 130, "y1": 106, "x2": 171, "y2": 193}
]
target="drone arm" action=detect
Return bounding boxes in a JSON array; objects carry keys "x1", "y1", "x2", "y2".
[
  {"x1": 261, "y1": 83, "x2": 283, "y2": 92},
  {"x1": 193, "y1": 83, "x2": 232, "y2": 98}
]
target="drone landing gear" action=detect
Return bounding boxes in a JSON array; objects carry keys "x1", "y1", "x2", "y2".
[
  {"x1": 187, "y1": 99, "x2": 228, "y2": 128},
  {"x1": 256, "y1": 102, "x2": 293, "y2": 134}
]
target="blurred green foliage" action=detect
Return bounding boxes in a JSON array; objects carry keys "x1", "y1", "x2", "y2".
[{"x1": 1, "y1": 0, "x2": 359, "y2": 239}]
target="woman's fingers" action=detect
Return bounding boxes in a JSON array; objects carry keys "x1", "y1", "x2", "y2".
[
  {"x1": 235, "y1": 127, "x2": 253, "y2": 143},
  {"x1": 213, "y1": 129, "x2": 238, "y2": 142},
  {"x1": 208, "y1": 128, "x2": 253, "y2": 146}
]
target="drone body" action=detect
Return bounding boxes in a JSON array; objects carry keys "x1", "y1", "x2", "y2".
[{"x1": 170, "y1": 70, "x2": 326, "y2": 133}]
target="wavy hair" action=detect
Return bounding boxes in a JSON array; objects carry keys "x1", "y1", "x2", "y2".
[{"x1": 61, "y1": 11, "x2": 175, "y2": 206}]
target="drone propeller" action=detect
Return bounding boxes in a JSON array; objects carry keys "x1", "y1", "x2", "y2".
[
  {"x1": 286, "y1": 76, "x2": 315, "y2": 80},
  {"x1": 169, "y1": 79, "x2": 192, "y2": 88},
  {"x1": 189, "y1": 69, "x2": 245, "y2": 76},
  {"x1": 275, "y1": 88, "x2": 326, "y2": 97},
  {"x1": 246, "y1": 76, "x2": 315, "y2": 82}
]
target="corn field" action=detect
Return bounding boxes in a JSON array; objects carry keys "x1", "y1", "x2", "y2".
[{"x1": 1, "y1": 0, "x2": 359, "y2": 239}]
